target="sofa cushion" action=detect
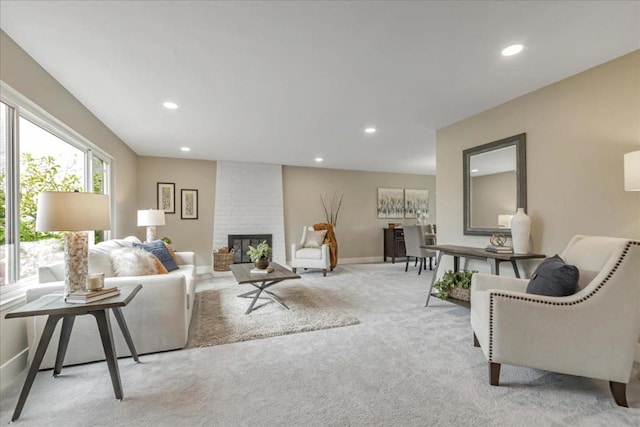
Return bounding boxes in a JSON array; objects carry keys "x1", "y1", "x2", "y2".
[
  {"x1": 134, "y1": 240, "x2": 179, "y2": 272},
  {"x1": 110, "y1": 247, "x2": 159, "y2": 276},
  {"x1": 304, "y1": 230, "x2": 327, "y2": 248},
  {"x1": 526, "y1": 255, "x2": 579, "y2": 297},
  {"x1": 296, "y1": 247, "x2": 323, "y2": 260},
  {"x1": 89, "y1": 249, "x2": 115, "y2": 277}
]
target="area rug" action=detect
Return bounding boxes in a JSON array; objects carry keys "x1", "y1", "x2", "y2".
[{"x1": 191, "y1": 284, "x2": 360, "y2": 347}]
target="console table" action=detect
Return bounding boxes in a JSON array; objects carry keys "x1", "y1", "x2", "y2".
[
  {"x1": 383, "y1": 228, "x2": 406, "y2": 263},
  {"x1": 4, "y1": 283, "x2": 142, "y2": 422},
  {"x1": 422, "y1": 244, "x2": 545, "y2": 307}
]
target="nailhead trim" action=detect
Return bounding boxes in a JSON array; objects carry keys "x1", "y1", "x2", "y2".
[{"x1": 488, "y1": 240, "x2": 639, "y2": 362}]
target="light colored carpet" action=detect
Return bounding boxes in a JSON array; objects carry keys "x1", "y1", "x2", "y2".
[
  {"x1": 191, "y1": 284, "x2": 360, "y2": 347},
  {"x1": 1, "y1": 263, "x2": 639, "y2": 426}
]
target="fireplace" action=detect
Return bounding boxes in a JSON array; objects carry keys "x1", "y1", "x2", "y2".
[{"x1": 228, "y1": 234, "x2": 273, "y2": 263}]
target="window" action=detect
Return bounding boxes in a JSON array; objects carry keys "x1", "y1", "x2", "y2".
[{"x1": 0, "y1": 83, "x2": 112, "y2": 296}]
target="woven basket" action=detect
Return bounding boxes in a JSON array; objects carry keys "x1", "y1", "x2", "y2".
[
  {"x1": 213, "y1": 251, "x2": 235, "y2": 272},
  {"x1": 448, "y1": 287, "x2": 470, "y2": 301}
]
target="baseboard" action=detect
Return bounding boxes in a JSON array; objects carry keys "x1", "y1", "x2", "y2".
[
  {"x1": 0, "y1": 348, "x2": 27, "y2": 391},
  {"x1": 338, "y1": 256, "x2": 385, "y2": 265}
]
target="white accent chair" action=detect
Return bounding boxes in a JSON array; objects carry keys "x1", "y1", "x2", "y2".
[
  {"x1": 291, "y1": 226, "x2": 331, "y2": 276},
  {"x1": 403, "y1": 225, "x2": 436, "y2": 274},
  {"x1": 470, "y1": 235, "x2": 640, "y2": 406}
]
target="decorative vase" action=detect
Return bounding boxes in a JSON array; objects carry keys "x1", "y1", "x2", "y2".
[
  {"x1": 510, "y1": 208, "x2": 531, "y2": 254},
  {"x1": 254, "y1": 257, "x2": 269, "y2": 269}
]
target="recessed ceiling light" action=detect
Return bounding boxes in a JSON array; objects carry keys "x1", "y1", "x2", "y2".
[
  {"x1": 364, "y1": 127, "x2": 376, "y2": 134},
  {"x1": 501, "y1": 44, "x2": 523, "y2": 56},
  {"x1": 315, "y1": 157, "x2": 323, "y2": 162},
  {"x1": 163, "y1": 101, "x2": 178, "y2": 109},
  {"x1": 471, "y1": 169, "x2": 479, "y2": 173},
  {"x1": 180, "y1": 147, "x2": 191, "y2": 152}
]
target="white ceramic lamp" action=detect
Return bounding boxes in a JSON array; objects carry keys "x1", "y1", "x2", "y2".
[
  {"x1": 624, "y1": 150, "x2": 640, "y2": 191},
  {"x1": 36, "y1": 192, "x2": 111, "y2": 297},
  {"x1": 137, "y1": 209, "x2": 165, "y2": 242}
]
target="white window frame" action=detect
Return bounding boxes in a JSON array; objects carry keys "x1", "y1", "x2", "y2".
[{"x1": 0, "y1": 81, "x2": 115, "y2": 307}]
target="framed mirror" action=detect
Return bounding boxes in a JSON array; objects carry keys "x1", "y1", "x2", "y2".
[{"x1": 463, "y1": 133, "x2": 526, "y2": 236}]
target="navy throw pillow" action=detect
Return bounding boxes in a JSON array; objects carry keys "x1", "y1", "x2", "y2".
[
  {"x1": 526, "y1": 255, "x2": 579, "y2": 297},
  {"x1": 134, "y1": 240, "x2": 179, "y2": 272}
]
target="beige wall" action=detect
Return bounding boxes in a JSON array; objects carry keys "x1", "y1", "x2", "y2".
[
  {"x1": 471, "y1": 171, "x2": 516, "y2": 228},
  {"x1": 436, "y1": 50, "x2": 640, "y2": 277},
  {"x1": 0, "y1": 30, "x2": 139, "y2": 238},
  {"x1": 283, "y1": 166, "x2": 436, "y2": 261},
  {"x1": 0, "y1": 30, "x2": 140, "y2": 389},
  {"x1": 136, "y1": 157, "x2": 216, "y2": 266}
]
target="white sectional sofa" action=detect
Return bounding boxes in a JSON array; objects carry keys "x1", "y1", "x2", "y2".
[{"x1": 26, "y1": 237, "x2": 196, "y2": 369}]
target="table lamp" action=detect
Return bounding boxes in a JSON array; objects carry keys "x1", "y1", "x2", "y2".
[
  {"x1": 36, "y1": 191, "x2": 111, "y2": 297},
  {"x1": 624, "y1": 150, "x2": 640, "y2": 191},
  {"x1": 137, "y1": 209, "x2": 165, "y2": 242},
  {"x1": 498, "y1": 214, "x2": 513, "y2": 228}
]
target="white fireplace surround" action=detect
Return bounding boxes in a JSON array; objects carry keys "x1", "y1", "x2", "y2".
[{"x1": 212, "y1": 161, "x2": 286, "y2": 266}]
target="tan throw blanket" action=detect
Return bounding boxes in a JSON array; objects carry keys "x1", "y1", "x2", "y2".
[{"x1": 313, "y1": 222, "x2": 338, "y2": 269}]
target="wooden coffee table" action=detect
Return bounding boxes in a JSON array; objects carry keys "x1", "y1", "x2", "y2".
[{"x1": 230, "y1": 263, "x2": 301, "y2": 314}]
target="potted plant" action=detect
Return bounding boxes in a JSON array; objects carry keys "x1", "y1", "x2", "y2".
[
  {"x1": 433, "y1": 270, "x2": 476, "y2": 301},
  {"x1": 247, "y1": 240, "x2": 272, "y2": 269}
]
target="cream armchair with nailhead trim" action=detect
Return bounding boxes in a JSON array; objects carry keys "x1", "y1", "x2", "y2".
[{"x1": 470, "y1": 235, "x2": 640, "y2": 407}]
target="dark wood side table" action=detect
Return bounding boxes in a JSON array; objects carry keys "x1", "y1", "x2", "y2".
[
  {"x1": 4, "y1": 283, "x2": 142, "y2": 422},
  {"x1": 383, "y1": 227, "x2": 406, "y2": 263},
  {"x1": 422, "y1": 245, "x2": 545, "y2": 307}
]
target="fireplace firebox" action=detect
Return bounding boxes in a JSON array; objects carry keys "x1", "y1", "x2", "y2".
[{"x1": 228, "y1": 234, "x2": 273, "y2": 263}]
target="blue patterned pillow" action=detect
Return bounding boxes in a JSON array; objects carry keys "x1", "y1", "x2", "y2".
[{"x1": 133, "y1": 240, "x2": 179, "y2": 272}]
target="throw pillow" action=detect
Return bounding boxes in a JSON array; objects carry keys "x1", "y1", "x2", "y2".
[
  {"x1": 304, "y1": 230, "x2": 327, "y2": 248},
  {"x1": 123, "y1": 235, "x2": 143, "y2": 245},
  {"x1": 526, "y1": 255, "x2": 580, "y2": 297},
  {"x1": 110, "y1": 247, "x2": 159, "y2": 276},
  {"x1": 133, "y1": 240, "x2": 179, "y2": 272},
  {"x1": 152, "y1": 254, "x2": 169, "y2": 274},
  {"x1": 163, "y1": 242, "x2": 180, "y2": 264}
]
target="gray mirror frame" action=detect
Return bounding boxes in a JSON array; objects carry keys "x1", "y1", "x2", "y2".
[{"x1": 463, "y1": 133, "x2": 527, "y2": 236}]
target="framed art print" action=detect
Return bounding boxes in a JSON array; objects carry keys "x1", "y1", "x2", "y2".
[
  {"x1": 181, "y1": 189, "x2": 198, "y2": 219},
  {"x1": 404, "y1": 189, "x2": 429, "y2": 218},
  {"x1": 157, "y1": 182, "x2": 175, "y2": 214},
  {"x1": 377, "y1": 188, "x2": 404, "y2": 218}
]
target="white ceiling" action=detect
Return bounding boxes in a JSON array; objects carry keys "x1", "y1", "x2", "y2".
[{"x1": 1, "y1": 1, "x2": 639, "y2": 175}]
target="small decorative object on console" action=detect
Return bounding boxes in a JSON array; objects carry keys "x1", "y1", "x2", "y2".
[
  {"x1": 510, "y1": 208, "x2": 531, "y2": 253},
  {"x1": 487, "y1": 233, "x2": 513, "y2": 253}
]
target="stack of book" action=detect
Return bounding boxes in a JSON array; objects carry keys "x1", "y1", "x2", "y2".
[
  {"x1": 485, "y1": 245, "x2": 514, "y2": 254},
  {"x1": 66, "y1": 286, "x2": 120, "y2": 304},
  {"x1": 250, "y1": 266, "x2": 275, "y2": 274}
]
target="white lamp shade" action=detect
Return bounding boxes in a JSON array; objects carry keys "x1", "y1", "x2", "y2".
[
  {"x1": 137, "y1": 209, "x2": 166, "y2": 226},
  {"x1": 36, "y1": 192, "x2": 111, "y2": 231},
  {"x1": 624, "y1": 150, "x2": 640, "y2": 191},
  {"x1": 498, "y1": 214, "x2": 513, "y2": 228}
]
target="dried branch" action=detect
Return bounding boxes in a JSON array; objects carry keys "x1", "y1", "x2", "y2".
[{"x1": 320, "y1": 192, "x2": 344, "y2": 227}]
